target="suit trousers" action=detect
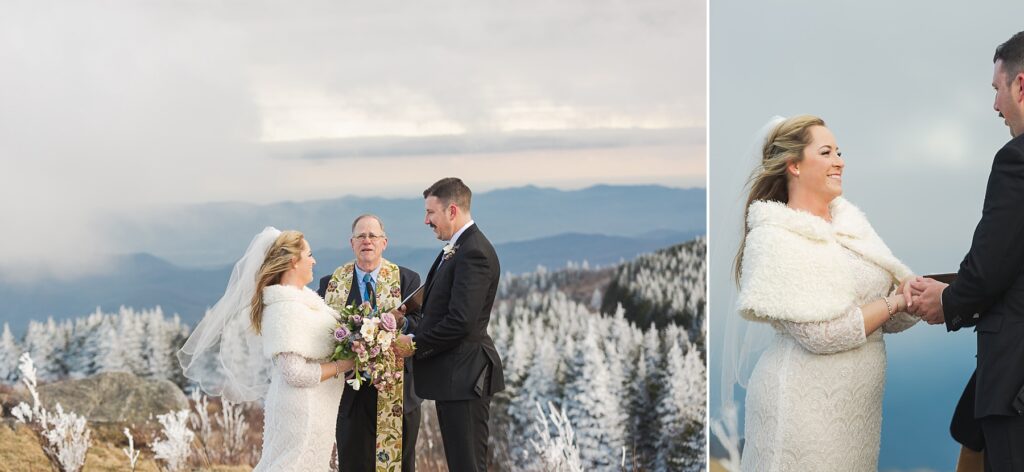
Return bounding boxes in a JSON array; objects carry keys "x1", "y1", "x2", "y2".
[
  {"x1": 435, "y1": 397, "x2": 492, "y2": 472},
  {"x1": 981, "y1": 415, "x2": 1024, "y2": 472},
  {"x1": 337, "y1": 384, "x2": 421, "y2": 472}
]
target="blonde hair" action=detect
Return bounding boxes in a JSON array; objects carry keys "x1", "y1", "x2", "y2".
[
  {"x1": 250, "y1": 230, "x2": 306, "y2": 334},
  {"x1": 733, "y1": 115, "x2": 827, "y2": 283}
]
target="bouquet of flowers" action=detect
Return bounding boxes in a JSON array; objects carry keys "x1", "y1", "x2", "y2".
[{"x1": 329, "y1": 301, "x2": 413, "y2": 394}]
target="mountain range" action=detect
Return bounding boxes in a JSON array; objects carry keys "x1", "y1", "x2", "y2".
[{"x1": 2, "y1": 184, "x2": 704, "y2": 334}]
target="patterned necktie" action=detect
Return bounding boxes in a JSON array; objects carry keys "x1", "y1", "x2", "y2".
[{"x1": 363, "y1": 273, "x2": 377, "y2": 310}]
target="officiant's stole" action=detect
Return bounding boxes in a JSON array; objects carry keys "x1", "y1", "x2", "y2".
[{"x1": 324, "y1": 259, "x2": 405, "y2": 471}]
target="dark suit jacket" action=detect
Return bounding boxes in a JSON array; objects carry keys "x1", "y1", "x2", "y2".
[
  {"x1": 943, "y1": 133, "x2": 1024, "y2": 418},
  {"x1": 413, "y1": 224, "x2": 506, "y2": 401},
  {"x1": 317, "y1": 264, "x2": 422, "y2": 414}
]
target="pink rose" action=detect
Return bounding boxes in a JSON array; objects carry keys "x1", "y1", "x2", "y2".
[{"x1": 380, "y1": 313, "x2": 397, "y2": 332}]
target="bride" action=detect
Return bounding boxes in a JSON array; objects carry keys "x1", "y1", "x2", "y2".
[
  {"x1": 178, "y1": 228, "x2": 353, "y2": 471},
  {"x1": 730, "y1": 115, "x2": 920, "y2": 470}
]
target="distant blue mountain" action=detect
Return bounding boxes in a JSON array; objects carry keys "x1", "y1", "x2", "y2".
[
  {"x1": 104, "y1": 184, "x2": 705, "y2": 267},
  {"x1": 0, "y1": 231, "x2": 698, "y2": 334}
]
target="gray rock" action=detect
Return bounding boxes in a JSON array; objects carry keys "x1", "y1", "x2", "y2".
[{"x1": 28, "y1": 372, "x2": 188, "y2": 424}]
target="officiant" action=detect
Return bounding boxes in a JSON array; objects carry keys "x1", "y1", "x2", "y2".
[{"x1": 318, "y1": 214, "x2": 422, "y2": 472}]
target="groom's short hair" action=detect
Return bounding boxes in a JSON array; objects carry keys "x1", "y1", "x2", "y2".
[
  {"x1": 423, "y1": 177, "x2": 472, "y2": 212},
  {"x1": 994, "y1": 31, "x2": 1024, "y2": 84}
]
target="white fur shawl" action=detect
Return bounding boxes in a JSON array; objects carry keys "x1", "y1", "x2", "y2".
[
  {"x1": 736, "y1": 197, "x2": 913, "y2": 323},
  {"x1": 260, "y1": 284, "x2": 339, "y2": 360}
]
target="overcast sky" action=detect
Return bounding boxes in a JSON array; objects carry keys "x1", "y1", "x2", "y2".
[
  {"x1": 709, "y1": 0, "x2": 1021, "y2": 468},
  {"x1": 1, "y1": 0, "x2": 705, "y2": 279}
]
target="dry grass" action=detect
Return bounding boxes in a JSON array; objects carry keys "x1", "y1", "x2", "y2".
[{"x1": 0, "y1": 410, "x2": 257, "y2": 472}]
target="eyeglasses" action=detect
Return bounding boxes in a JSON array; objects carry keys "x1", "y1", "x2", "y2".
[{"x1": 352, "y1": 233, "x2": 386, "y2": 241}]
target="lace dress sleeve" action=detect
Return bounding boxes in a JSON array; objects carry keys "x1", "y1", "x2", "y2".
[
  {"x1": 273, "y1": 352, "x2": 322, "y2": 388},
  {"x1": 777, "y1": 307, "x2": 867, "y2": 355},
  {"x1": 882, "y1": 311, "x2": 919, "y2": 333}
]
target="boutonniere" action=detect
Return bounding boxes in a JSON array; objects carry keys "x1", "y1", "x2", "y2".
[{"x1": 442, "y1": 243, "x2": 458, "y2": 261}]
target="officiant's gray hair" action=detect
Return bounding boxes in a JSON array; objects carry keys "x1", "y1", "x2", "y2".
[
  {"x1": 423, "y1": 177, "x2": 472, "y2": 212},
  {"x1": 995, "y1": 31, "x2": 1024, "y2": 84},
  {"x1": 351, "y1": 214, "x2": 386, "y2": 235}
]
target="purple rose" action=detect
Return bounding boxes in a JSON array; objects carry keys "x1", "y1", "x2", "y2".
[
  {"x1": 334, "y1": 327, "x2": 350, "y2": 341},
  {"x1": 352, "y1": 315, "x2": 363, "y2": 325},
  {"x1": 380, "y1": 313, "x2": 397, "y2": 332},
  {"x1": 370, "y1": 346, "x2": 381, "y2": 357}
]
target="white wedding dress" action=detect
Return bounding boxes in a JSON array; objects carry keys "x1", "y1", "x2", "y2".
[
  {"x1": 734, "y1": 198, "x2": 920, "y2": 472},
  {"x1": 741, "y1": 246, "x2": 918, "y2": 471},
  {"x1": 254, "y1": 284, "x2": 345, "y2": 472}
]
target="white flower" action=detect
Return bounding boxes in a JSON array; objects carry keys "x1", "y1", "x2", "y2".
[
  {"x1": 442, "y1": 243, "x2": 457, "y2": 260},
  {"x1": 378, "y1": 331, "x2": 395, "y2": 350},
  {"x1": 360, "y1": 319, "x2": 379, "y2": 341}
]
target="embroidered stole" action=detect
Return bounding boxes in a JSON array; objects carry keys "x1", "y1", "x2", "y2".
[{"x1": 324, "y1": 259, "x2": 405, "y2": 471}]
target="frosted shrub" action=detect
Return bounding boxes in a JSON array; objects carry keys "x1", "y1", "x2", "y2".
[
  {"x1": 123, "y1": 428, "x2": 141, "y2": 471},
  {"x1": 529, "y1": 402, "x2": 583, "y2": 472},
  {"x1": 11, "y1": 353, "x2": 92, "y2": 472},
  {"x1": 188, "y1": 390, "x2": 214, "y2": 461},
  {"x1": 710, "y1": 404, "x2": 741, "y2": 472},
  {"x1": 152, "y1": 409, "x2": 195, "y2": 472},
  {"x1": 217, "y1": 398, "x2": 249, "y2": 461}
]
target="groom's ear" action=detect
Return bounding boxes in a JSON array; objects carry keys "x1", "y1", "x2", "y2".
[{"x1": 1016, "y1": 72, "x2": 1024, "y2": 103}]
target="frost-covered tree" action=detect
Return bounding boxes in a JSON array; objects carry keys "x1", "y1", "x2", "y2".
[
  {"x1": 563, "y1": 324, "x2": 627, "y2": 470},
  {"x1": 0, "y1": 323, "x2": 20, "y2": 382},
  {"x1": 656, "y1": 337, "x2": 707, "y2": 472}
]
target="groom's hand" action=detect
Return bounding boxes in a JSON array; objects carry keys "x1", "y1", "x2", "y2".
[
  {"x1": 393, "y1": 334, "x2": 416, "y2": 358},
  {"x1": 909, "y1": 278, "x2": 948, "y2": 324},
  {"x1": 388, "y1": 305, "x2": 407, "y2": 331}
]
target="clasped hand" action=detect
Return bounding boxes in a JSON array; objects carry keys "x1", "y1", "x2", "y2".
[
  {"x1": 899, "y1": 276, "x2": 948, "y2": 325},
  {"x1": 387, "y1": 304, "x2": 416, "y2": 358}
]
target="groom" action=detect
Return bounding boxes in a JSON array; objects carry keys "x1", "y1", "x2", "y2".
[
  {"x1": 910, "y1": 31, "x2": 1024, "y2": 470},
  {"x1": 396, "y1": 177, "x2": 505, "y2": 472}
]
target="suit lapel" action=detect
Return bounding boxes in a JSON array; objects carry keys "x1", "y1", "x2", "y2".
[
  {"x1": 423, "y1": 250, "x2": 445, "y2": 302},
  {"x1": 347, "y1": 266, "x2": 362, "y2": 305},
  {"x1": 423, "y1": 225, "x2": 481, "y2": 303}
]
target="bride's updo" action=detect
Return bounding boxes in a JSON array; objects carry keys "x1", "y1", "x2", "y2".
[
  {"x1": 734, "y1": 115, "x2": 826, "y2": 283},
  {"x1": 250, "y1": 230, "x2": 306, "y2": 334}
]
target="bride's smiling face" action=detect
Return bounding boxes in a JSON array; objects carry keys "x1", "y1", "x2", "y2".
[
  {"x1": 790, "y1": 125, "x2": 844, "y2": 202},
  {"x1": 290, "y1": 239, "x2": 316, "y2": 285}
]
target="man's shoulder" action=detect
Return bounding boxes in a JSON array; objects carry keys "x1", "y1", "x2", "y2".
[
  {"x1": 460, "y1": 226, "x2": 496, "y2": 252},
  {"x1": 397, "y1": 265, "x2": 421, "y2": 280},
  {"x1": 999, "y1": 134, "x2": 1024, "y2": 158}
]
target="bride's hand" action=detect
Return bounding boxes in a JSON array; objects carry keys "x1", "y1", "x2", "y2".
[
  {"x1": 335, "y1": 359, "x2": 354, "y2": 374},
  {"x1": 897, "y1": 276, "x2": 917, "y2": 309}
]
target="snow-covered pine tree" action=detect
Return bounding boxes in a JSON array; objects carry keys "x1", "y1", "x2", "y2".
[
  {"x1": 117, "y1": 307, "x2": 147, "y2": 375},
  {"x1": 0, "y1": 323, "x2": 20, "y2": 382},
  {"x1": 655, "y1": 336, "x2": 706, "y2": 471},
  {"x1": 635, "y1": 326, "x2": 665, "y2": 470},
  {"x1": 563, "y1": 322, "x2": 626, "y2": 470},
  {"x1": 96, "y1": 315, "x2": 127, "y2": 374}
]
